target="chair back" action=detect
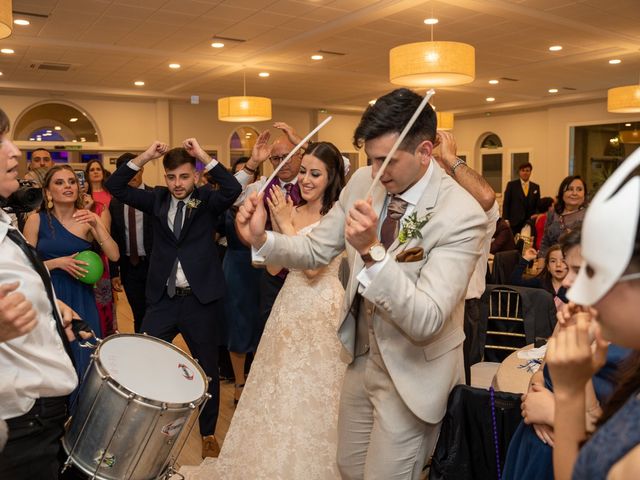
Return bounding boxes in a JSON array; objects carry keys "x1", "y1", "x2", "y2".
[
  {"x1": 489, "y1": 250, "x2": 520, "y2": 284},
  {"x1": 483, "y1": 287, "x2": 526, "y2": 362}
]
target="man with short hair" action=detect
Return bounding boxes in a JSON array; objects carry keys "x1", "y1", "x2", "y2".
[
  {"x1": 29, "y1": 148, "x2": 53, "y2": 170},
  {"x1": 105, "y1": 139, "x2": 241, "y2": 458},
  {"x1": 237, "y1": 89, "x2": 486, "y2": 479},
  {"x1": 108, "y1": 153, "x2": 153, "y2": 333},
  {"x1": 503, "y1": 162, "x2": 540, "y2": 235}
]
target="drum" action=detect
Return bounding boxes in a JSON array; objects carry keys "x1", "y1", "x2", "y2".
[{"x1": 62, "y1": 334, "x2": 208, "y2": 480}]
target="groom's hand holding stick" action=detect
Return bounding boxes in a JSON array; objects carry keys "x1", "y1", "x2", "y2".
[
  {"x1": 236, "y1": 192, "x2": 268, "y2": 249},
  {"x1": 345, "y1": 198, "x2": 380, "y2": 267}
]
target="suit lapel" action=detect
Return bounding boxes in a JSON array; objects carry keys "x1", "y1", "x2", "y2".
[
  {"x1": 179, "y1": 189, "x2": 201, "y2": 241},
  {"x1": 158, "y1": 193, "x2": 174, "y2": 240}
]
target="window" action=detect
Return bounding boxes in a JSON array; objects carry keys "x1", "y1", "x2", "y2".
[{"x1": 480, "y1": 133, "x2": 503, "y2": 192}]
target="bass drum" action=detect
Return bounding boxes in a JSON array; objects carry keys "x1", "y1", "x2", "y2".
[{"x1": 63, "y1": 334, "x2": 208, "y2": 480}]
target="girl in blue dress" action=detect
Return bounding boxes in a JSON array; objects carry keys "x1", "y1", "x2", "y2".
[{"x1": 24, "y1": 165, "x2": 120, "y2": 381}]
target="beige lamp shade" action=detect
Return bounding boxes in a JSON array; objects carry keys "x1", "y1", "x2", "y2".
[
  {"x1": 619, "y1": 130, "x2": 640, "y2": 144},
  {"x1": 0, "y1": 0, "x2": 12, "y2": 40},
  {"x1": 608, "y1": 85, "x2": 640, "y2": 113},
  {"x1": 436, "y1": 111, "x2": 454, "y2": 130},
  {"x1": 390, "y1": 41, "x2": 475, "y2": 87},
  {"x1": 218, "y1": 96, "x2": 272, "y2": 122}
]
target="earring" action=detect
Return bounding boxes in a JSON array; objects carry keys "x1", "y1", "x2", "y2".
[{"x1": 47, "y1": 197, "x2": 53, "y2": 209}]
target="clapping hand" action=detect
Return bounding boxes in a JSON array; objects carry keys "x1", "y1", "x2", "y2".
[
  {"x1": 266, "y1": 186, "x2": 293, "y2": 230},
  {"x1": 0, "y1": 282, "x2": 37, "y2": 342}
]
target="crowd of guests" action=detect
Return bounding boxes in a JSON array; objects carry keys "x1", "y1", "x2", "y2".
[{"x1": 0, "y1": 88, "x2": 639, "y2": 480}]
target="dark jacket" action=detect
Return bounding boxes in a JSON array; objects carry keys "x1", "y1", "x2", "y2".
[
  {"x1": 105, "y1": 163, "x2": 241, "y2": 304},
  {"x1": 502, "y1": 179, "x2": 540, "y2": 232}
]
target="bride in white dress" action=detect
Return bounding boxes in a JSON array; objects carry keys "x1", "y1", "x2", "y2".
[{"x1": 181, "y1": 141, "x2": 347, "y2": 480}]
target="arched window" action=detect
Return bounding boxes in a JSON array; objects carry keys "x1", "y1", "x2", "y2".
[
  {"x1": 479, "y1": 133, "x2": 503, "y2": 192},
  {"x1": 229, "y1": 126, "x2": 259, "y2": 166},
  {"x1": 14, "y1": 102, "x2": 99, "y2": 143}
]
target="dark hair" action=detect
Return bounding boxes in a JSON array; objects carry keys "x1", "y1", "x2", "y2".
[
  {"x1": 298, "y1": 141, "x2": 345, "y2": 215},
  {"x1": 519, "y1": 162, "x2": 533, "y2": 171},
  {"x1": 42, "y1": 165, "x2": 84, "y2": 211},
  {"x1": 554, "y1": 175, "x2": 587, "y2": 214},
  {"x1": 597, "y1": 352, "x2": 640, "y2": 429},
  {"x1": 536, "y1": 196, "x2": 554, "y2": 214},
  {"x1": 353, "y1": 88, "x2": 436, "y2": 152},
  {"x1": 32, "y1": 148, "x2": 51, "y2": 156},
  {"x1": 232, "y1": 156, "x2": 250, "y2": 174},
  {"x1": 116, "y1": 152, "x2": 137, "y2": 169},
  {"x1": 85, "y1": 159, "x2": 110, "y2": 196},
  {"x1": 558, "y1": 223, "x2": 582, "y2": 256},
  {"x1": 163, "y1": 147, "x2": 195, "y2": 171},
  {"x1": 0, "y1": 108, "x2": 9, "y2": 135},
  {"x1": 536, "y1": 244, "x2": 564, "y2": 294}
]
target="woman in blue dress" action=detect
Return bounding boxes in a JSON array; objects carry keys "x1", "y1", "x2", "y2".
[{"x1": 24, "y1": 165, "x2": 120, "y2": 380}]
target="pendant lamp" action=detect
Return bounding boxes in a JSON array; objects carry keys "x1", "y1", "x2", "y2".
[
  {"x1": 0, "y1": 0, "x2": 12, "y2": 39},
  {"x1": 608, "y1": 84, "x2": 640, "y2": 113},
  {"x1": 218, "y1": 72, "x2": 272, "y2": 122}
]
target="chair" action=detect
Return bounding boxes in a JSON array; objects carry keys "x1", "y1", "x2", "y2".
[{"x1": 489, "y1": 250, "x2": 520, "y2": 285}]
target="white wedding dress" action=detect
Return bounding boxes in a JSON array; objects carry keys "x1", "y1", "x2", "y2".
[{"x1": 181, "y1": 223, "x2": 346, "y2": 479}]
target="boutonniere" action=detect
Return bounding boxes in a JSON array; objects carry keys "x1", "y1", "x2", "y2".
[
  {"x1": 186, "y1": 199, "x2": 201, "y2": 210},
  {"x1": 398, "y1": 212, "x2": 432, "y2": 244}
]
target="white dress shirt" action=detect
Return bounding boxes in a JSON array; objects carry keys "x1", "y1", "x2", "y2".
[
  {"x1": 127, "y1": 159, "x2": 219, "y2": 289},
  {"x1": 0, "y1": 210, "x2": 77, "y2": 419},
  {"x1": 466, "y1": 201, "x2": 499, "y2": 299}
]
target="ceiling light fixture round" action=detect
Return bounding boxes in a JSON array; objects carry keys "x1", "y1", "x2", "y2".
[
  {"x1": 134, "y1": 81, "x2": 145, "y2": 86},
  {"x1": 608, "y1": 84, "x2": 640, "y2": 113},
  {"x1": 1, "y1": 48, "x2": 14, "y2": 54},
  {"x1": 169, "y1": 63, "x2": 181, "y2": 69},
  {"x1": 548, "y1": 88, "x2": 559, "y2": 93},
  {"x1": 69, "y1": 118, "x2": 78, "y2": 122},
  {"x1": 423, "y1": 18, "x2": 438, "y2": 25},
  {"x1": 14, "y1": 19, "x2": 29, "y2": 26},
  {"x1": 609, "y1": 59, "x2": 622, "y2": 65},
  {"x1": 311, "y1": 54, "x2": 323, "y2": 60},
  {"x1": 258, "y1": 72, "x2": 270, "y2": 77},
  {"x1": 549, "y1": 45, "x2": 563, "y2": 51},
  {"x1": 489, "y1": 79, "x2": 499, "y2": 84},
  {"x1": 486, "y1": 97, "x2": 496, "y2": 102},
  {"x1": 211, "y1": 41, "x2": 224, "y2": 48}
]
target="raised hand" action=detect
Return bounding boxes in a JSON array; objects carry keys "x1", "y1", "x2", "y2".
[
  {"x1": 73, "y1": 209, "x2": 99, "y2": 228},
  {"x1": 249, "y1": 131, "x2": 272, "y2": 166},
  {"x1": 183, "y1": 138, "x2": 210, "y2": 163},
  {"x1": 433, "y1": 130, "x2": 458, "y2": 175},
  {"x1": 0, "y1": 282, "x2": 38, "y2": 342},
  {"x1": 273, "y1": 122, "x2": 302, "y2": 145},
  {"x1": 266, "y1": 186, "x2": 293, "y2": 229},
  {"x1": 138, "y1": 141, "x2": 169, "y2": 165},
  {"x1": 523, "y1": 247, "x2": 538, "y2": 262},
  {"x1": 235, "y1": 192, "x2": 268, "y2": 248}
]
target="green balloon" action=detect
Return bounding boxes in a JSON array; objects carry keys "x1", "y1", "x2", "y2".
[{"x1": 74, "y1": 250, "x2": 104, "y2": 285}]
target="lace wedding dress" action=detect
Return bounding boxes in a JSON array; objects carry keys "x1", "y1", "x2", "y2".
[{"x1": 181, "y1": 224, "x2": 346, "y2": 479}]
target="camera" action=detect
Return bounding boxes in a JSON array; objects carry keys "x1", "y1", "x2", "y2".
[{"x1": 0, "y1": 179, "x2": 43, "y2": 213}]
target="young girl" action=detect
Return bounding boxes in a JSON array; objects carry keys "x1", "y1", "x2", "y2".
[{"x1": 510, "y1": 244, "x2": 568, "y2": 309}]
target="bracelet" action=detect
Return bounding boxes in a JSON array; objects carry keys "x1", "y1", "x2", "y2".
[
  {"x1": 243, "y1": 164, "x2": 257, "y2": 174},
  {"x1": 451, "y1": 157, "x2": 466, "y2": 176}
]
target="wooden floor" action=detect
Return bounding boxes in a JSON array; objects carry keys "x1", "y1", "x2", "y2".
[{"x1": 114, "y1": 291, "x2": 234, "y2": 471}]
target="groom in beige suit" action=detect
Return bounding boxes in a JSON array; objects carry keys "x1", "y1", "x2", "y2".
[{"x1": 237, "y1": 89, "x2": 486, "y2": 479}]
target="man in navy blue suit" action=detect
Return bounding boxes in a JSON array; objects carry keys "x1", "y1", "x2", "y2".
[{"x1": 105, "y1": 138, "x2": 241, "y2": 458}]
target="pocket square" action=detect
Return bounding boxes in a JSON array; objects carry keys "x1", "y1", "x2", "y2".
[{"x1": 396, "y1": 247, "x2": 424, "y2": 263}]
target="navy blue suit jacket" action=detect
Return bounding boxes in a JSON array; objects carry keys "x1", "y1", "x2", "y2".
[{"x1": 105, "y1": 163, "x2": 241, "y2": 304}]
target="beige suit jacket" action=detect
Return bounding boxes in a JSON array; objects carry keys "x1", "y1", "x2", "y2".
[{"x1": 260, "y1": 162, "x2": 486, "y2": 423}]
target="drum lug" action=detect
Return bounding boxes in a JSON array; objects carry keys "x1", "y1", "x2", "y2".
[
  {"x1": 189, "y1": 403, "x2": 196, "y2": 410},
  {"x1": 162, "y1": 402, "x2": 168, "y2": 411},
  {"x1": 101, "y1": 374, "x2": 111, "y2": 381}
]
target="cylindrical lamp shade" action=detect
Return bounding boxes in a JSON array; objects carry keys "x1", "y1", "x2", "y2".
[
  {"x1": 218, "y1": 96, "x2": 272, "y2": 122},
  {"x1": 390, "y1": 41, "x2": 475, "y2": 87},
  {"x1": 619, "y1": 130, "x2": 640, "y2": 144},
  {"x1": 0, "y1": 0, "x2": 12, "y2": 40},
  {"x1": 608, "y1": 85, "x2": 640, "y2": 113},
  {"x1": 436, "y1": 111, "x2": 454, "y2": 130}
]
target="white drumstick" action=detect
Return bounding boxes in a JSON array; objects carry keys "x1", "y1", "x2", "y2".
[
  {"x1": 259, "y1": 116, "x2": 333, "y2": 194},
  {"x1": 364, "y1": 89, "x2": 435, "y2": 198}
]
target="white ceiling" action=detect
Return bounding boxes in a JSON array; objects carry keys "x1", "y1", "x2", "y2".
[{"x1": 2, "y1": 0, "x2": 639, "y2": 114}]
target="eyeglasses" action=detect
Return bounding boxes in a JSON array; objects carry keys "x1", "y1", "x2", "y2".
[{"x1": 269, "y1": 149, "x2": 304, "y2": 163}]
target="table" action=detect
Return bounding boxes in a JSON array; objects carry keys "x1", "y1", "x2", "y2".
[{"x1": 493, "y1": 344, "x2": 545, "y2": 394}]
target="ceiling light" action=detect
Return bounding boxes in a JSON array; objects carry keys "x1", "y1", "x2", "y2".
[
  {"x1": 14, "y1": 19, "x2": 29, "y2": 26},
  {"x1": 608, "y1": 84, "x2": 640, "y2": 113},
  {"x1": 548, "y1": 88, "x2": 559, "y2": 93},
  {"x1": 211, "y1": 41, "x2": 225, "y2": 48},
  {"x1": 609, "y1": 59, "x2": 621, "y2": 65},
  {"x1": 436, "y1": 111, "x2": 454, "y2": 130},
  {"x1": 1, "y1": 48, "x2": 14, "y2": 54},
  {"x1": 80, "y1": 137, "x2": 86, "y2": 142},
  {"x1": 311, "y1": 54, "x2": 323, "y2": 60},
  {"x1": 218, "y1": 71, "x2": 272, "y2": 122},
  {"x1": 619, "y1": 130, "x2": 640, "y2": 144},
  {"x1": 72, "y1": 139, "x2": 77, "y2": 143},
  {"x1": 549, "y1": 45, "x2": 562, "y2": 51},
  {"x1": 369, "y1": 99, "x2": 377, "y2": 106},
  {"x1": 0, "y1": 72, "x2": 3, "y2": 76},
  {"x1": 625, "y1": 123, "x2": 632, "y2": 127},
  {"x1": 134, "y1": 81, "x2": 145, "y2": 86},
  {"x1": 69, "y1": 117, "x2": 78, "y2": 122},
  {"x1": 29, "y1": 137, "x2": 34, "y2": 141},
  {"x1": 258, "y1": 72, "x2": 270, "y2": 77},
  {"x1": 489, "y1": 79, "x2": 499, "y2": 85},
  {"x1": 486, "y1": 97, "x2": 496, "y2": 102},
  {"x1": 423, "y1": 18, "x2": 438, "y2": 25},
  {"x1": 54, "y1": 126, "x2": 62, "y2": 131},
  {"x1": 169, "y1": 63, "x2": 181, "y2": 69}
]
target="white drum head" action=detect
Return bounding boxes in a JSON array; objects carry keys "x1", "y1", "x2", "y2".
[{"x1": 98, "y1": 335, "x2": 206, "y2": 404}]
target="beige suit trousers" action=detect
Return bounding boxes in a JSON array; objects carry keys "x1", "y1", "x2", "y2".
[{"x1": 337, "y1": 354, "x2": 441, "y2": 480}]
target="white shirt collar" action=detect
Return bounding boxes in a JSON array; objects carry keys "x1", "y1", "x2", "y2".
[
  {"x1": 171, "y1": 192, "x2": 192, "y2": 209},
  {"x1": 395, "y1": 160, "x2": 434, "y2": 206}
]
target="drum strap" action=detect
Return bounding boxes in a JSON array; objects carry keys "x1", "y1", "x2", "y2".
[{"x1": 7, "y1": 228, "x2": 76, "y2": 366}]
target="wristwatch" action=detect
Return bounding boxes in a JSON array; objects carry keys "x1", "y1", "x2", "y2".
[{"x1": 360, "y1": 243, "x2": 386, "y2": 263}]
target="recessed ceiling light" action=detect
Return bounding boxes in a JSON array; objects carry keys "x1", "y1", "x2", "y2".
[
  {"x1": 211, "y1": 41, "x2": 225, "y2": 48},
  {"x1": 14, "y1": 19, "x2": 30, "y2": 26},
  {"x1": 548, "y1": 88, "x2": 559, "y2": 93},
  {"x1": 423, "y1": 18, "x2": 439, "y2": 25},
  {"x1": 549, "y1": 45, "x2": 562, "y2": 52},
  {"x1": 169, "y1": 63, "x2": 181, "y2": 69},
  {"x1": 72, "y1": 139, "x2": 77, "y2": 143},
  {"x1": 54, "y1": 126, "x2": 62, "y2": 131},
  {"x1": 369, "y1": 99, "x2": 377, "y2": 105},
  {"x1": 486, "y1": 97, "x2": 496, "y2": 102},
  {"x1": 0, "y1": 72, "x2": 3, "y2": 76},
  {"x1": 134, "y1": 81, "x2": 145, "y2": 86},
  {"x1": 1, "y1": 48, "x2": 15, "y2": 54},
  {"x1": 258, "y1": 72, "x2": 270, "y2": 77},
  {"x1": 625, "y1": 123, "x2": 632, "y2": 127},
  {"x1": 69, "y1": 117, "x2": 78, "y2": 122},
  {"x1": 609, "y1": 59, "x2": 621, "y2": 64},
  {"x1": 311, "y1": 54, "x2": 323, "y2": 61},
  {"x1": 489, "y1": 79, "x2": 499, "y2": 85}
]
